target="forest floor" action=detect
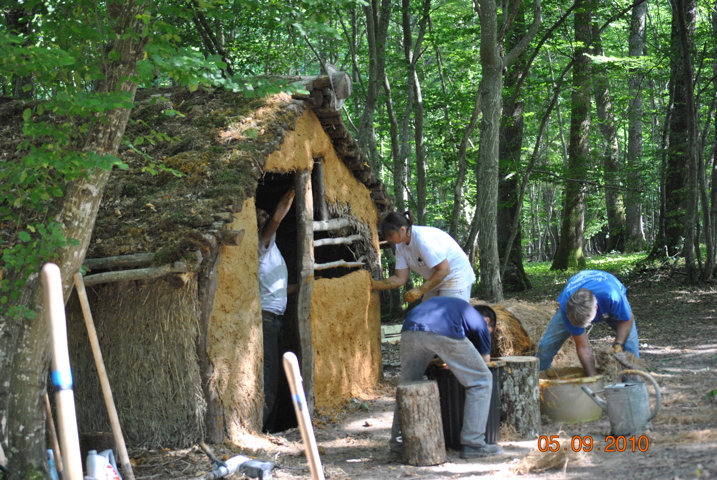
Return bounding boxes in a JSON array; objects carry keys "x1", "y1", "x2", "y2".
[{"x1": 132, "y1": 264, "x2": 717, "y2": 480}]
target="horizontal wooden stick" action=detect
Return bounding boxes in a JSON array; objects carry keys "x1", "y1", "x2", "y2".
[
  {"x1": 313, "y1": 234, "x2": 362, "y2": 247},
  {"x1": 312, "y1": 218, "x2": 351, "y2": 232},
  {"x1": 83, "y1": 262, "x2": 190, "y2": 286}
]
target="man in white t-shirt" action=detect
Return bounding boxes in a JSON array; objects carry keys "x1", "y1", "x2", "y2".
[{"x1": 257, "y1": 187, "x2": 294, "y2": 430}]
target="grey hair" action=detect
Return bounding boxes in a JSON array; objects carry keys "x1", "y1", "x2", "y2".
[{"x1": 566, "y1": 288, "x2": 597, "y2": 328}]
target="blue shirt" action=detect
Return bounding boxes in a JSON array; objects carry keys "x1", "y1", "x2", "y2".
[
  {"x1": 557, "y1": 270, "x2": 632, "y2": 336},
  {"x1": 401, "y1": 296, "x2": 492, "y2": 355}
]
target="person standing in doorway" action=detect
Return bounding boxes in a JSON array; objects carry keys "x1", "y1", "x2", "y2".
[
  {"x1": 257, "y1": 187, "x2": 295, "y2": 431},
  {"x1": 371, "y1": 211, "x2": 476, "y2": 303}
]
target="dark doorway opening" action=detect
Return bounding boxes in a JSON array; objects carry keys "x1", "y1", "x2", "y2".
[{"x1": 256, "y1": 173, "x2": 299, "y2": 433}]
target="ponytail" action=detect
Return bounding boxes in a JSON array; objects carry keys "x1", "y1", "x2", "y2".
[{"x1": 379, "y1": 210, "x2": 414, "y2": 239}]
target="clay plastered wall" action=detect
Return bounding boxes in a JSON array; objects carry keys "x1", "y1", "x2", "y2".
[
  {"x1": 310, "y1": 269, "x2": 382, "y2": 410},
  {"x1": 264, "y1": 108, "x2": 380, "y2": 256},
  {"x1": 208, "y1": 197, "x2": 263, "y2": 437}
]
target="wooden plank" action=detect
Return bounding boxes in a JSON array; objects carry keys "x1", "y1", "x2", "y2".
[{"x1": 295, "y1": 171, "x2": 316, "y2": 412}]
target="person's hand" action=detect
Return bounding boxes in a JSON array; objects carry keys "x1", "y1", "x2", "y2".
[
  {"x1": 404, "y1": 288, "x2": 423, "y2": 303},
  {"x1": 612, "y1": 342, "x2": 624, "y2": 353}
]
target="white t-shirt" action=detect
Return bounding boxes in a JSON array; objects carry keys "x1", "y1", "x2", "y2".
[
  {"x1": 395, "y1": 225, "x2": 476, "y2": 292},
  {"x1": 258, "y1": 233, "x2": 288, "y2": 315}
]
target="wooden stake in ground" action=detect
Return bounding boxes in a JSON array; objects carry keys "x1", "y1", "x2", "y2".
[
  {"x1": 396, "y1": 380, "x2": 446, "y2": 466},
  {"x1": 74, "y1": 272, "x2": 136, "y2": 480},
  {"x1": 43, "y1": 263, "x2": 83, "y2": 480},
  {"x1": 495, "y1": 356, "x2": 541, "y2": 438},
  {"x1": 283, "y1": 352, "x2": 325, "y2": 480}
]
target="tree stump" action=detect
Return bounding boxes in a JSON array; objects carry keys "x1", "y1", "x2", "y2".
[
  {"x1": 495, "y1": 356, "x2": 541, "y2": 438},
  {"x1": 396, "y1": 380, "x2": 446, "y2": 466}
]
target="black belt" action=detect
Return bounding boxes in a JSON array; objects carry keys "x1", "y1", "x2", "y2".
[{"x1": 262, "y1": 310, "x2": 280, "y2": 320}]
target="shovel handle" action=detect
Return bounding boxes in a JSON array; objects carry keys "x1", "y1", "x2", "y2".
[{"x1": 617, "y1": 369, "x2": 661, "y2": 421}]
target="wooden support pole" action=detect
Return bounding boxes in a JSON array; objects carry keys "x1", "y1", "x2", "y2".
[
  {"x1": 312, "y1": 218, "x2": 351, "y2": 232},
  {"x1": 495, "y1": 356, "x2": 541, "y2": 439},
  {"x1": 312, "y1": 234, "x2": 363, "y2": 247},
  {"x1": 396, "y1": 380, "x2": 446, "y2": 466},
  {"x1": 295, "y1": 171, "x2": 316, "y2": 411}
]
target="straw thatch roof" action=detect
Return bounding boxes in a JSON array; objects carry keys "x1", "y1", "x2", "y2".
[{"x1": 85, "y1": 79, "x2": 392, "y2": 269}]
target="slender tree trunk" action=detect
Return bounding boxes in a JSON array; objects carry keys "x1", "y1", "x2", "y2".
[
  {"x1": 401, "y1": 0, "x2": 431, "y2": 224},
  {"x1": 1, "y1": 2, "x2": 149, "y2": 473},
  {"x1": 359, "y1": 0, "x2": 392, "y2": 170},
  {"x1": 498, "y1": 9, "x2": 531, "y2": 292},
  {"x1": 625, "y1": 0, "x2": 647, "y2": 252},
  {"x1": 592, "y1": 23, "x2": 626, "y2": 253},
  {"x1": 709, "y1": 3, "x2": 717, "y2": 278},
  {"x1": 552, "y1": 0, "x2": 591, "y2": 270}
]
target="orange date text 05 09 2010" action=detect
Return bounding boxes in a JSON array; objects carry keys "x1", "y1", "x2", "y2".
[{"x1": 537, "y1": 435, "x2": 650, "y2": 453}]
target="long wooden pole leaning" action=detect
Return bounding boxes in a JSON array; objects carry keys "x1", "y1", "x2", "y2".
[
  {"x1": 43, "y1": 263, "x2": 84, "y2": 480},
  {"x1": 73, "y1": 272, "x2": 136, "y2": 480},
  {"x1": 45, "y1": 393, "x2": 65, "y2": 480},
  {"x1": 282, "y1": 352, "x2": 325, "y2": 480}
]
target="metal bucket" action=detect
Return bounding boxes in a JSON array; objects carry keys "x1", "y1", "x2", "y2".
[{"x1": 539, "y1": 367, "x2": 605, "y2": 423}]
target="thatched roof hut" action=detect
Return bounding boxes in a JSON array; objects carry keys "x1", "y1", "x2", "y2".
[{"x1": 62, "y1": 74, "x2": 393, "y2": 448}]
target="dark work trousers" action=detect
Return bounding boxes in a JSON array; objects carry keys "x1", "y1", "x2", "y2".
[{"x1": 262, "y1": 311, "x2": 282, "y2": 429}]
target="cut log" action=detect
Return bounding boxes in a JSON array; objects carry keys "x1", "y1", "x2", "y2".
[
  {"x1": 396, "y1": 380, "x2": 446, "y2": 466},
  {"x1": 495, "y1": 356, "x2": 541, "y2": 439}
]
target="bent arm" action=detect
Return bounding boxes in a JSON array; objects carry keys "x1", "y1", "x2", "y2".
[
  {"x1": 613, "y1": 315, "x2": 634, "y2": 345},
  {"x1": 372, "y1": 268, "x2": 410, "y2": 290},
  {"x1": 404, "y1": 259, "x2": 451, "y2": 302},
  {"x1": 573, "y1": 333, "x2": 597, "y2": 377},
  {"x1": 261, "y1": 188, "x2": 295, "y2": 247}
]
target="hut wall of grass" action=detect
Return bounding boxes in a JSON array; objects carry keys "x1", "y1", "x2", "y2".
[
  {"x1": 310, "y1": 269, "x2": 381, "y2": 411},
  {"x1": 208, "y1": 198, "x2": 264, "y2": 438},
  {"x1": 66, "y1": 278, "x2": 205, "y2": 448}
]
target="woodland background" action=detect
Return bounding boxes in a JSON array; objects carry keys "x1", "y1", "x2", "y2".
[{"x1": 1, "y1": 0, "x2": 716, "y2": 476}]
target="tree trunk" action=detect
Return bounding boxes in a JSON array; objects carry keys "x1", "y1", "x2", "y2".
[
  {"x1": 401, "y1": 0, "x2": 431, "y2": 225},
  {"x1": 1, "y1": 2, "x2": 150, "y2": 473},
  {"x1": 592, "y1": 25, "x2": 626, "y2": 253},
  {"x1": 476, "y1": 0, "x2": 504, "y2": 302},
  {"x1": 498, "y1": 8, "x2": 531, "y2": 293},
  {"x1": 358, "y1": 0, "x2": 392, "y2": 170},
  {"x1": 552, "y1": 0, "x2": 591, "y2": 271},
  {"x1": 661, "y1": 0, "x2": 697, "y2": 262},
  {"x1": 625, "y1": 0, "x2": 648, "y2": 253}
]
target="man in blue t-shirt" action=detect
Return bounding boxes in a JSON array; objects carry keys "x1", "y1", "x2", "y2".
[
  {"x1": 536, "y1": 270, "x2": 639, "y2": 377},
  {"x1": 389, "y1": 296, "x2": 503, "y2": 459}
]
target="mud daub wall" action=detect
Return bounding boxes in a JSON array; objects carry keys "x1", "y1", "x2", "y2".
[
  {"x1": 67, "y1": 280, "x2": 205, "y2": 448},
  {"x1": 310, "y1": 269, "x2": 381, "y2": 410}
]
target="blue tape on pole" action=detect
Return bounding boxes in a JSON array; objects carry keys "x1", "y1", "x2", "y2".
[
  {"x1": 292, "y1": 393, "x2": 305, "y2": 411},
  {"x1": 51, "y1": 369, "x2": 73, "y2": 390}
]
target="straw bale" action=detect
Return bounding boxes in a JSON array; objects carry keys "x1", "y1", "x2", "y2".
[
  {"x1": 67, "y1": 279, "x2": 206, "y2": 448},
  {"x1": 512, "y1": 432, "x2": 589, "y2": 475}
]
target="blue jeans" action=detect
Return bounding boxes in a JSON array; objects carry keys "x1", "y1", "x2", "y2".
[
  {"x1": 390, "y1": 331, "x2": 492, "y2": 449},
  {"x1": 536, "y1": 310, "x2": 640, "y2": 371}
]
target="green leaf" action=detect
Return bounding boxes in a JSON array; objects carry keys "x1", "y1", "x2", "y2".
[{"x1": 18, "y1": 231, "x2": 31, "y2": 242}]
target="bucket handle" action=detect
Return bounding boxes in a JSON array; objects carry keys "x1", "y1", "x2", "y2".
[{"x1": 617, "y1": 369, "x2": 661, "y2": 421}]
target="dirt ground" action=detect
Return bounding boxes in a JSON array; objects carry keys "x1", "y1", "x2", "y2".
[{"x1": 131, "y1": 266, "x2": 717, "y2": 480}]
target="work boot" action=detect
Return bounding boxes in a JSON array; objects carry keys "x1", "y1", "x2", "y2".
[{"x1": 459, "y1": 443, "x2": 503, "y2": 459}]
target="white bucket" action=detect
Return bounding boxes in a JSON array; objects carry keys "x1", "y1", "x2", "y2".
[{"x1": 86, "y1": 449, "x2": 122, "y2": 480}]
